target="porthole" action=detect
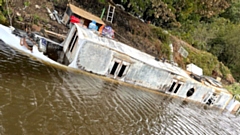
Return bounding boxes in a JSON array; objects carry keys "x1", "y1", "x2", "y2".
[{"x1": 186, "y1": 88, "x2": 195, "y2": 97}]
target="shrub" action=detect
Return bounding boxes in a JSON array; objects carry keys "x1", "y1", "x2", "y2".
[
  {"x1": 151, "y1": 26, "x2": 170, "y2": 44},
  {"x1": 0, "y1": 12, "x2": 6, "y2": 24},
  {"x1": 33, "y1": 14, "x2": 40, "y2": 24},
  {"x1": 225, "y1": 83, "x2": 240, "y2": 101},
  {"x1": 98, "y1": 0, "x2": 106, "y2": 3},
  {"x1": 24, "y1": 1, "x2": 30, "y2": 7}
]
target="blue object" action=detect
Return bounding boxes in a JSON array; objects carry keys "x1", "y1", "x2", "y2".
[
  {"x1": 88, "y1": 20, "x2": 97, "y2": 30},
  {"x1": 41, "y1": 38, "x2": 47, "y2": 47}
]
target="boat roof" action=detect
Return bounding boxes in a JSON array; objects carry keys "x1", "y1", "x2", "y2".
[{"x1": 68, "y1": 4, "x2": 105, "y2": 25}]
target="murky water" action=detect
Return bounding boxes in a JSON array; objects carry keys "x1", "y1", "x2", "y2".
[{"x1": 0, "y1": 40, "x2": 239, "y2": 135}]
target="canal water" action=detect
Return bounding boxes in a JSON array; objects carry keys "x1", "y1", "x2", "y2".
[{"x1": 0, "y1": 40, "x2": 239, "y2": 135}]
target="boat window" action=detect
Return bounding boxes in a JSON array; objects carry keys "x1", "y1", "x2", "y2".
[
  {"x1": 118, "y1": 65, "x2": 127, "y2": 77},
  {"x1": 168, "y1": 82, "x2": 176, "y2": 92},
  {"x1": 68, "y1": 30, "x2": 77, "y2": 52},
  {"x1": 206, "y1": 93, "x2": 217, "y2": 105},
  {"x1": 110, "y1": 62, "x2": 119, "y2": 75},
  {"x1": 174, "y1": 83, "x2": 181, "y2": 93},
  {"x1": 70, "y1": 36, "x2": 78, "y2": 52},
  {"x1": 109, "y1": 59, "x2": 130, "y2": 78},
  {"x1": 186, "y1": 88, "x2": 195, "y2": 97}
]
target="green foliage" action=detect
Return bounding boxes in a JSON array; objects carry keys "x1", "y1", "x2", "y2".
[
  {"x1": 98, "y1": 0, "x2": 106, "y2": 4},
  {"x1": 0, "y1": 12, "x2": 6, "y2": 24},
  {"x1": 220, "y1": 0, "x2": 240, "y2": 24},
  {"x1": 0, "y1": 0, "x2": 7, "y2": 24},
  {"x1": 225, "y1": 83, "x2": 240, "y2": 101},
  {"x1": 17, "y1": 16, "x2": 23, "y2": 22},
  {"x1": 186, "y1": 50, "x2": 219, "y2": 76},
  {"x1": 33, "y1": 14, "x2": 40, "y2": 24},
  {"x1": 170, "y1": 18, "x2": 228, "y2": 50},
  {"x1": 174, "y1": 0, "x2": 199, "y2": 22},
  {"x1": 151, "y1": 26, "x2": 170, "y2": 44},
  {"x1": 150, "y1": 25, "x2": 171, "y2": 58},
  {"x1": 219, "y1": 62, "x2": 231, "y2": 78},
  {"x1": 175, "y1": 21, "x2": 236, "y2": 80},
  {"x1": 118, "y1": 0, "x2": 231, "y2": 28},
  {"x1": 24, "y1": 1, "x2": 30, "y2": 7},
  {"x1": 205, "y1": 22, "x2": 240, "y2": 81},
  {"x1": 160, "y1": 43, "x2": 171, "y2": 59},
  {"x1": 0, "y1": 0, "x2": 3, "y2": 7}
]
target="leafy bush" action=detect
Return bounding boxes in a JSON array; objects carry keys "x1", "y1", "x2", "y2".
[
  {"x1": 159, "y1": 42, "x2": 171, "y2": 59},
  {"x1": 0, "y1": 0, "x2": 3, "y2": 7},
  {"x1": 98, "y1": 0, "x2": 106, "y2": 3},
  {"x1": 33, "y1": 14, "x2": 40, "y2": 24},
  {"x1": 24, "y1": 1, "x2": 30, "y2": 7},
  {"x1": 225, "y1": 83, "x2": 240, "y2": 101},
  {"x1": 0, "y1": 13, "x2": 6, "y2": 24},
  {"x1": 220, "y1": 0, "x2": 240, "y2": 24},
  {"x1": 150, "y1": 26, "x2": 171, "y2": 58},
  {"x1": 188, "y1": 52, "x2": 218, "y2": 75},
  {"x1": 151, "y1": 26, "x2": 170, "y2": 44}
]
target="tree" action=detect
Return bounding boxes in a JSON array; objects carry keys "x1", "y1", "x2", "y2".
[
  {"x1": 220, "y1": 0, "x2": 240, "y2": 23},
  {"x1": 0, "y1": 0, "x2": 7, "y2": 24},
  {"x1": 207, "y1": 24, "x2": 240, "y2": 80}
]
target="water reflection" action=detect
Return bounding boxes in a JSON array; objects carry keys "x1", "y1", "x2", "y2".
[{"x1": 0, "y1": 41, "x2": 239, "y2": 135}]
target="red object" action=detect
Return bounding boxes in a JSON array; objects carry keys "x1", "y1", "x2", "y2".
[{"x1": 70, "y1": 15, "x2": 79, "y2": 23}]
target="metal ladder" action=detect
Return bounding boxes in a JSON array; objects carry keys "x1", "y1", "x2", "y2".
[{"x1": 106, "y1": 5, "x2": 115, "y2": 23}]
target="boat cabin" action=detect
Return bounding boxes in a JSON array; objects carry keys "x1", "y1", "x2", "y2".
[{"x1": 60, "y1": 24, "x2": 233, "y2": 110}]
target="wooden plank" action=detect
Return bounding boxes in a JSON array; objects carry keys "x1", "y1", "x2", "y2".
[{"x1": 44, "y1": 29, "x2": 66, "y2": 40}]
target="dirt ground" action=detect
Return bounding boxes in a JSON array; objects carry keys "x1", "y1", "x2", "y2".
[{"x1": 10, "y1": 0, "x2": 68, "y2": 34}]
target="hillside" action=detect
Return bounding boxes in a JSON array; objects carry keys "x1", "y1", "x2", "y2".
[{"x1": 0, "y1": 0, "x2": 235, "y2": 84}]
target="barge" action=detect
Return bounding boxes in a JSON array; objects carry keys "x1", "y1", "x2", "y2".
[{"x1": 0, "y1": 23, "x2": 238, "y2": 112}]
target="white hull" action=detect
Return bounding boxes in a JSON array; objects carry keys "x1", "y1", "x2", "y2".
[{"x1": 0, "y1": 24, "x2": 62, "y2": 66}]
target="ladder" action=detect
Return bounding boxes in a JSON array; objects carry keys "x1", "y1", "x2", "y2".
[{"x1": 106, "y1": 5, "x2": 115, "y2": 23}]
